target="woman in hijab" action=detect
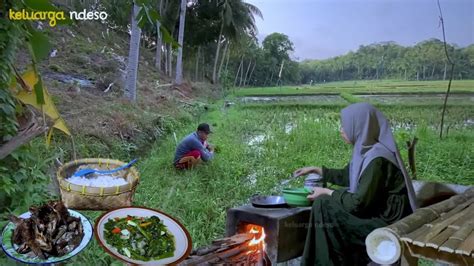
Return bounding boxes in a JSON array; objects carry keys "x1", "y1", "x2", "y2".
[{"x1": 293, "y1": 103, "x2": 417, "y2": 265}]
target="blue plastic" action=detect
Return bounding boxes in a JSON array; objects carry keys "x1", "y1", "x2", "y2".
[{"x1": 72, "y1": 159, "x2": 138, "y2": 177}]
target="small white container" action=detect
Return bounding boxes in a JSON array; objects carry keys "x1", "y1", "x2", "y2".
[{"x1": 304, "y1": 173, "x2": 323, "y2": 189}]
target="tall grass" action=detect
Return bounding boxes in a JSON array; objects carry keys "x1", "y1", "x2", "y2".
[{"x1": 2, "y1": 103, "x2": 472, "y2": 265}]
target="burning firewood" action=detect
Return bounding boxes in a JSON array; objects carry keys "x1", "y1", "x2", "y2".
[
  {"x1": 9, "y1": 201, "x2": 84, "y2": 259},
  {"x1": 181, "y1": 227, "x2": 270, "y2": 265}
]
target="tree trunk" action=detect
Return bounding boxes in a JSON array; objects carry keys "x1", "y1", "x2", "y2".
[
  {"x1": 155, "y1": 0, "x2": 163, "y2": 70},
  {"x1": 164, "y1": 44, "x2": 168, "y2": 75},
  {"x1": 168, "y1": 43, "x2": 173, "y2": 77},
  {"x1": 404, "y1": 69, "x2": 407, "y2": 80},
  {"x1": 155, "y1": 32, "x2": 162, "y2": 71},
  {"x1": 212, "y1": 21, "x2": 225, "y2": 84},
  {"x1": 443, "y1": 63, "x2": 447, "y2": 80},
  {"x1": 175, "y1": 0, "x2": 187, "y2": 85},
  {"x1": 416, "y1": 71, "x2": 419, "y2": 81},
  {"x1": 269, "y1": 70, "x2": 274, "y2": 86},
  {"x1": 201, "y1": 52, "x2": 205, "y2": 81},
  {"x1": 217, "y1": 41, "x2": 229, "y2": 81},
  {"x1": 422, "y1": 65, "x2": 426, "y2": 80},
  {"x1": 239, "y1": 60, "x2": 246, "y2": 87},
  {"x1": 224, "y1": 44, "x2": 231, "y2": 74},
  {"x1": 195, "y1": 46, "x2": 200, "y2": 81},
  {"x1": 233, "y1": 57, "x2": 243, "y2": 87},
  {"x1": 124, "y1": 3, "x2": 141, "y2": 102},
  {"x1": 246, "y1": 62, "x2": 256, "y2": 86},
  {"x1": 431, "y1": 65, "x2": 436, "y2": 79},
  {"x1": 242, "y1": 60, "x2": 252, "y2": 87}
]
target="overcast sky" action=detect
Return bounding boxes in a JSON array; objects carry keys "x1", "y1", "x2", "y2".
[{"x1": 246, "y1": 0, "x2": 474, "y2": 60}]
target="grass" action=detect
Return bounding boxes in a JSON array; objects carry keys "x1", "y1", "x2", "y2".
[
  {"x1": 2, "y1": 78, "x2": 473, "y2": 265},
  {"x1": 235, "y1": 80, "x2": 474, "y2": 96},
  {"x1": 63, "y1": 102, "x2": 473, "y2": 265}
]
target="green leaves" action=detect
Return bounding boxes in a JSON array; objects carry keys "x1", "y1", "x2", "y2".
[
  {"x1": 136, "y1": 2, "x2": 161, "y2": 29},
  {"x1": 134, "y1": 2, "x2": 178, "y2": 48},
  {"x1": 136, "y1": 5, "x2": 147, "y2": 29},
  {"x1": 33, "y1": 74, "x2": 45, "y2": 105},
  {"x1": 28, "y1": 30, "x2": 52, "y2": 62},
  {"x1": 24, "y1": 0, "x2": 57, "y2": 11},
  {"x1": 160, "y1": 25, "x2": 178, "y2": 49}
]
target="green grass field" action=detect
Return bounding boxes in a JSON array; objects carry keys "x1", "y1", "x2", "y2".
[
  {"x1": 235, "y1": 80, "x2": 474, "y2": 96},
  {"x1": 2, "y1": 81, "x2": 473, "y2": 265},
  {"x1": 63, "y1": 101, "x2": 473, "y2": 265}
]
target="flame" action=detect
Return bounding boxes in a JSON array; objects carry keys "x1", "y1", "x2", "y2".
[
  {"x1": 248, "y1": 226, "x2": 266, "y2": 248},
  {"x1": 249, "y1": 228, "x2": 259, "y2": 234}
]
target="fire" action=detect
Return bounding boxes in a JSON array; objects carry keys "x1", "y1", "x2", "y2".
[{"x1": 247, "y1": 225, "x2": 266, "y2": 250}]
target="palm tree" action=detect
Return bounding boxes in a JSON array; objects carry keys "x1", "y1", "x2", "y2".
[
  {"x1": 155, "y1": 0, "x2": 163, "y2": 71},
  {"x1": 211, "y1": 0, "x2": 262, "y2": 84},
  {"x1": 124, "y1": 2, "x2": 141, "y2": 101},
  {"x1": 175, "y1": 0, "x2": 187, "y2": 85}
]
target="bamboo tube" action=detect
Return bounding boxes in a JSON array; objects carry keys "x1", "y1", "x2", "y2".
[
  {"x1": 389, "y1": 188, "x2": 473, "y2": 237},
  {"x1": 366, "y1": 187, "x2": 474, "y2": 264}
]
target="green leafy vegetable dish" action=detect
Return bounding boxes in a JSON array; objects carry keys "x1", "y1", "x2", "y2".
[{"x1": 103, "y1": 215, "x2": 175, "y2": 261}]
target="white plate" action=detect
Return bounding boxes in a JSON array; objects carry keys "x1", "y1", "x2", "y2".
[
  {"x1": 94, "y1": 207, "x2": 192, "y2": 265},
  {"x1": 1, "y1": 209, "x2": 92, "y2": 264}
]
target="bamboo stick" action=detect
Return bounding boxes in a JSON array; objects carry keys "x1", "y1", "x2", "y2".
[
  {"x1": 390, "y1": 189, "x2": 474, "y2": 237},
  {"x1": 422, "y1": 204, "x2": 474, "y2": 244},
  {"x1": 439, "y1": 221, "x2": 474, "y2": 253},
  {"x1": 455, "y1": 231, "x2": 474, "y2": 256},
  {"x1": 401, "y1": 225, "x2": 432, "y2": 243},
  {"x1": 405, "y1": 198, "x2": 474, "y2": 244},
  {"x1": 426, "y1": 227, "x2": 456, "y2": 249}
]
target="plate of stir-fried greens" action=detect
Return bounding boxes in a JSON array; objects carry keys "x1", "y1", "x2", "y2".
[{"x1": 95, "y1": 207, "x2": 191, "y2": 265}]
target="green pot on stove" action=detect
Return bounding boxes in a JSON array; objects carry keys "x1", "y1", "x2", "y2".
[{"x1": 282, "y1": 187, "x2": 312, "y2": 207}]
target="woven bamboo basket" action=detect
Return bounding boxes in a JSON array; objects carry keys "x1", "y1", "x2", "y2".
[{"x1": 57, "y1": 158, "x2": 140, "y2": 210}]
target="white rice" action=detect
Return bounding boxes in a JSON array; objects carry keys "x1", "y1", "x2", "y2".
[{"x1": 67, "y1": 174, "x2": 128, "y2": 187}]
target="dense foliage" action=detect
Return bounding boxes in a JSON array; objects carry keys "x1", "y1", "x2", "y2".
[{"x1": 300, "y1": 40, "x2": 474, "y2": 84}]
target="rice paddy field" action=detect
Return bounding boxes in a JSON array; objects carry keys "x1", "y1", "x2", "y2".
[
  {"x1": 235, "y1": 80, "x2": 474, "y2": 96},
  {"x1": 28, "y1": 81, "x2": 474, "y2": 265},
  {"x1": 128, "y1": 81, "x2": 473, "y2": 253}
]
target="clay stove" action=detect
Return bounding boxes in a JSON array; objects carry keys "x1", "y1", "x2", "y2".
[{"x1": 226, "y1": 204, "x2": 311, "y2": 264}]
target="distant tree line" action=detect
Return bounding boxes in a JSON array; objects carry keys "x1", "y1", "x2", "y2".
[{"x1": 299, "y1": 39, "x2": 474, "y2": 84}]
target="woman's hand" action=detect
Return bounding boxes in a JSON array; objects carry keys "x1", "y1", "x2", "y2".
[
  {"x1": 307, "y1": 187, "x2": 334, "y2": 201},
  {"x1": 293, "y1": 167, "x2": 322, "y2": 178}
]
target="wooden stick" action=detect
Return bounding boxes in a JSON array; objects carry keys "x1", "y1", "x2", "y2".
[
  {"x1": 181, "y1": 241, "x2": 250, "y2": 265},
  {"x1": 406, "y1": 137, "x2": 418, "y2": 180}
]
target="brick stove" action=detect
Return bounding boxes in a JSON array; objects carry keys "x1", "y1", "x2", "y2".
[{"x1": 226, "y1": 205, "x2": 311, "y2": 264}]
